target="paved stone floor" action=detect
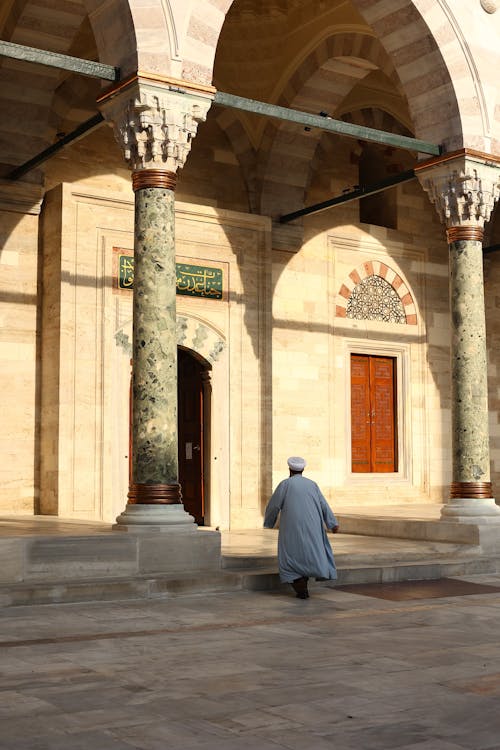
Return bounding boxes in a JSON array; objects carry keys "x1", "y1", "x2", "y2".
[{"x1": 2, "y1": 574, "x2": 500, "y2": 749}]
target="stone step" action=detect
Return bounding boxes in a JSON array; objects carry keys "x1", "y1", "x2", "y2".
[
  {"x1": 2, "y1": 553, "x2": 500, "y2": 608},
  {"x1": 336, "y1": 513, "x2": 481, "y2": 544},
  {"x1": 221, "y1": 541, "x2": 483, "y2": 571},
  {"x1": 0, "y1": 571, "x2": 243, "y2": 608}
]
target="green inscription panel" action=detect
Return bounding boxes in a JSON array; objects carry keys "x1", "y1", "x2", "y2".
[
  {"x1": 118, "y1": 255, "x2": 135, "y2": 289},
  {"x1": 118, "y1": 256, "x2": 223, "y2": 300},
  {"x1": 176, "y1": 263, "x2": 223, "y2": 299}
]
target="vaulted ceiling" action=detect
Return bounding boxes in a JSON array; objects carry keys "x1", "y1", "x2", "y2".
[
  {"x1": 0, "y1": 0, "x2": 101, "y2": 176},
  {"x1": 0, "y1": 0, "x2": 416, "y2": 211}
]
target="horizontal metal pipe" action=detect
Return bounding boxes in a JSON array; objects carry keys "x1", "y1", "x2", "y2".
[
  {"x1": 214, "y1": 91, "x2": 441, "y2": 157},
  {"x1": 279, "y1": 170, "x2": 416, "y2": 223},
  {"x1": 0, "y1": 40, "x2": 119, "y2": 81},
  {"x1": 7, "y1": 113, "x2": 105, "y2": 180},
  {"x1": 483, "y1": 243, "x2": 500, "y2": 254}
]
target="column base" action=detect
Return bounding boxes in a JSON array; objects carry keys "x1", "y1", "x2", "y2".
[
  {"x1": 113, "y1": 503, "x2": 196, "y2": 533},
  {"x1": 441, "y1": 497, "x2": 500, "y2": 523}
]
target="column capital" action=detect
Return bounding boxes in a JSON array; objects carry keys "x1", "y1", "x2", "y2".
[
  {"x1": 97, "y1": 73, "x2": 214, "y2": 173},
  {"x1": 415, "y1": 149, "x2": 500, "y2": 230}
]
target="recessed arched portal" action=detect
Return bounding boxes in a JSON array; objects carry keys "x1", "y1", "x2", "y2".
[
  {"x1": 127, "y1": 345, "x2": 214, "y2": 526},
  {"x1": 123, "y1": 313, "x2": 226, "y2": 527}
]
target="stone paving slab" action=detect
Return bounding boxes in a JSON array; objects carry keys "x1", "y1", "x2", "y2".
[
  {"x1": 1, "y1": 574, "x2": 500, "y2": 748},
  {"x1": 335, "y1": 577, "x2": 500, "y2": 600}
]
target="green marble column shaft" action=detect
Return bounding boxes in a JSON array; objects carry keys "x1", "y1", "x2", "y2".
[
  {"x1": 132, "y1": 186, "x2": 178, "y2": 486},
  {"x1": 450, "y1": 237, "x2": 490, "y2": 484}
]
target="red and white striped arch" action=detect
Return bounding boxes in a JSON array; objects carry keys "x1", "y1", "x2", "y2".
[
  {"x1": 336, "y1": 260, "x2": 418, "y2": 325},
  {"x1": 88, "y1": 1, "x2": 500, "y2": 161}
]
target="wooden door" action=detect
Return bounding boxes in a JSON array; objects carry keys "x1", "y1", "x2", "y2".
[
  {"x1": 351, "y1": 354, "x2": 397, "y2": 473},
  {"x1": 178, "y1": 348, "x2": 205, "y2": 524}
]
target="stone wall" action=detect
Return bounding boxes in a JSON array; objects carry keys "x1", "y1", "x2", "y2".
[
  {"x1": 0, "y1": 184, "x2": 42, "y2": 514},
  {"x1": 37, "y1": 181, "x2": 271, "y2": 527}
]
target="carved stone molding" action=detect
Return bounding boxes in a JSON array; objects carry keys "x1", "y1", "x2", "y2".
[
  {"x1": 415, "y1": 151, "x2": 500, "y2": 229},
  {"x1": 480, "y1": 0, "x2": 498, "y2": 13},
  {"x1": 99, "y1": 78, "x2": 213, "y2": 173},
  {"x1": 0, "y1": 179, "x2": 44, "y2": 215}
]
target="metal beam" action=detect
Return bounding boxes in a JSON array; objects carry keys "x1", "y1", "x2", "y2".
[
  {"x1": 214, "y1": 91, "x2": 441, "y2": 157},
  {"x1": 279, "y1": 169, "x2": 416, "y2": 223},
  {"x1": 7, "y1": 113, "x2": 105, "y2": 181},
  {"x1": 0, "y1": 40, "x2": 119, "y2": 81}
]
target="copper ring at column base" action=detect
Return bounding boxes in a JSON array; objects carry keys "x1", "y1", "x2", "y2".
[
  {"x1": 449, "y1": 481, "x2": 492, "y2": 499},
  {"x1": 132, "y1": 170, "x2": 177, "y2": 192},
  {"x1": 128, "y1": 482, "x2": 182, "y2": 504},
  {"x1": 446, "y1": 226, "x2": 484, "y2": 244}
]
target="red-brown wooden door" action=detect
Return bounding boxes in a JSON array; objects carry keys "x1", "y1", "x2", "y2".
[
  {"x1": 178, "y1": 348, "x2": 205, "y2": 524},
  {"x1": 351, "y1": 354, "x2": 397, "y2": 473}
]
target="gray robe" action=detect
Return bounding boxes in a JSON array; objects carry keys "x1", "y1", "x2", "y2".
[{"x1": 263, "y1": 474, "x2": 338, "y2": 583}]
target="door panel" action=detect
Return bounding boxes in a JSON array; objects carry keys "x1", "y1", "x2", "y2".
[
  {"x1": 351, "y1": 354, "x2": 397, "y2": 473},
  {"x1": 178, "y1": 348, "x2": 205, "y2": 524},
  {"x1": 350, "y1": 355, "x2": 372, "y2": 473},
  {"x1": 370, "y1": 357, "x2": 396, "y2": 473}
]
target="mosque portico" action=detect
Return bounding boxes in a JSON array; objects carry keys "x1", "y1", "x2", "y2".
[{"x1": 3, "y1": 0, "x2": 500, "y2": 561}]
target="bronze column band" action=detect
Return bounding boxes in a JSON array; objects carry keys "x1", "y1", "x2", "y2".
[
  {"x1": 132, "y1": 169, "x2": 177, "y2": 192},
  {"x1": 128, "y1": 483, "x2": 182, "y2": 505},
  {"x1": 446, "y1": 225, "x2": 484, "y2": 244},
  {"x1": 450, "y1": 481, "x2": 492, "y2": 500}
]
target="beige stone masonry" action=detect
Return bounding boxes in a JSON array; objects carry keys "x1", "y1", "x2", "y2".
[{"x1": 39, "y1": 184, "x2": 271, "y2": 528}]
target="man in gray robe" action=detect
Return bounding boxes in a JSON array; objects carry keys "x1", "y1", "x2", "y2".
[{"x1": 264, "y1": 456, "x2": 339, "y2": 599}]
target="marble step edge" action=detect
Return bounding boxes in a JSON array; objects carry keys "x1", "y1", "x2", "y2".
[
  {"x1": 2, "y1": 555, "x2": 500, "y2": 607},
  {"x1": 336, "y1": 515, "x2": 480, "y2": 544},
  {"x1": 222, "y1": 544, "x2": 484, "y2": 570},
  {"x1": 238, "y1": 555, "x2": 500, "y2": 588},
  {"x1": 0, "y1": 570, "x2": 244, "y2": 608}
]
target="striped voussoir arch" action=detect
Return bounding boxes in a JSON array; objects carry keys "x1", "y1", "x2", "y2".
[
  {"x1": 280, "y1": 32, "x2": 402, "y2": 110},
  {"x1": 340, "y1": 108, "x2": 413, "y2": 140},
  {"x1": 336, "y1": 260, "x2": 417, "y2": 325},
  {"x1": 259, "y1": 32, "x2": 402, "y2": 215},
  {"x1": 181, "y1": 0, "x2": 233, "y2": 85},
  {"x1": 214, "y1": 107, "x2": 260, "y2": 213},
  {"x1": 349, "y1": 0, "x2": 465, "y2": 149}
]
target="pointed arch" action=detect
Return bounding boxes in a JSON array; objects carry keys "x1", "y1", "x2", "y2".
[
  {"x1": 259, "y1": 31, "x2": 403, "y2": 216},
  {"x1": 336, "y1": 260, "x2": 418, "y2": 325},
  {"x1": 176, "y1": 314, "x2": 226, "y2": 365}
]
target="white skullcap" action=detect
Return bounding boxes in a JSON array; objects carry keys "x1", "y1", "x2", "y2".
[{"x1": 287, "y1": 456, "x2": 306, "y2": 471}]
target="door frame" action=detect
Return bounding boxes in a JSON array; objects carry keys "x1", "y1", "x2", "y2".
[{"x1": 345, "y1": 340, "x2": 410, "y2": 482}]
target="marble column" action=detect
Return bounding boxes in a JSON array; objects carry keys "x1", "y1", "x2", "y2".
[
  {"x1": 98, "y1": 75, "x2": 213, "y2": 528},
  {"x1": 416, "y1": 150, "x2": 500, "y2": 521}
]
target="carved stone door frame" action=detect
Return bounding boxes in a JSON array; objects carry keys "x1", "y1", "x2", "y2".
[{"x1": 345, "y1": 340, "x2": 410, "y2": 483}]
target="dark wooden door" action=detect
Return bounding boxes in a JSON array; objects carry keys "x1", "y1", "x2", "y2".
[
  {"x1": 178, "y1": 348, "x2": 205, "y2": 524},
  {"x1": 351, "y1": 354, "x2": 397, "y2": 473}
]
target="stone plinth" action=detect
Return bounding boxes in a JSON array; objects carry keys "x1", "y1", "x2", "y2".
[{"x1": 0, "y1": 528, "x2": 221, "y2": 584}]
